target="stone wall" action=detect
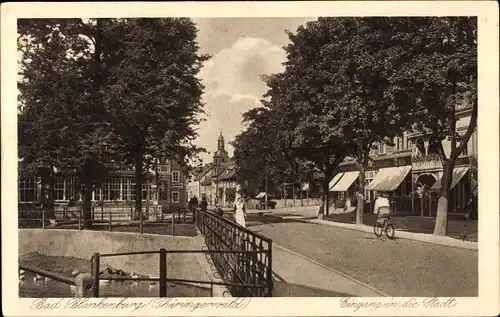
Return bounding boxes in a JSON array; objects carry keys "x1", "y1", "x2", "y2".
[{"x1": 18, "y1": 229, "x2": 227, "y2": 295}]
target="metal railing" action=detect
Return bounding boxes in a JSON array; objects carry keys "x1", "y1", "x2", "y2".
[
  {"x1": 18, "y1": 206, "x2": 194, "y2": 236},
  {"x1": 195, "y1": 208, "x2": 274, "y2": 297},
  {"x1": 18, "y1": 264, "x2": 93, "y2": 298},
  {"x1": 19, "y1": 265, "x2": 76, "y2": 286},
  {"x1": 90, "y1": 248, "x2": 270, "y2": 297}
]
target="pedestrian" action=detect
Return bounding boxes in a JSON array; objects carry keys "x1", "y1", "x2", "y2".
[
  {"x1": 344, "y1": 195, "x2": 351, "y2": 212},
  {"x1": 200, "y1": 196, "x2": 208, "y2": 212},
  {"x1": 215, "y1": 203, "x2": 224, "y2": 217},
  {"x1": 234, "y1": 196, "x2": 247, "y2": 228}
]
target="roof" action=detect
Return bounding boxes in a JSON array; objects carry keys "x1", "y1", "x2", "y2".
[
  {"x1": 196, "y1": 164, "x2": 213, "y2": 180},
  {"x1": 200, "y1": 177, "x2": 212, "y2": 186},
  {"x1": 218, "y1": 168, "x2": 236, "y2": 181}
]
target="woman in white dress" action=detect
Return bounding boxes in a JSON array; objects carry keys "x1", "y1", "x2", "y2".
[{"x1": 234, "y1": 192, "x2": 247, "y2": 228}]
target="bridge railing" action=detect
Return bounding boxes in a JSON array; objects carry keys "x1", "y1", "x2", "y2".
[
  {"x1": 195, "y1": 208, "x2": 274, "y2": 297},
  {"x1": 90, "y1": 248, "x2": 269, "y2": 297}
]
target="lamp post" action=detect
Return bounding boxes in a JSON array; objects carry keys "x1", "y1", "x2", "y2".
[{"x1": 265, "y1": 159, "x2": 268, "y2": 210}]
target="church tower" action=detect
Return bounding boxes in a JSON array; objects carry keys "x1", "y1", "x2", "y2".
[
  {"x1": 213, "y1": 131, "x2": 229, "y2": 176},
  {"x1": 218, "y1": 132, "x2": 225, "y2": 152}
]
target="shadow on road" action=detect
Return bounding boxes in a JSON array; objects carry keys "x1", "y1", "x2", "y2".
[{"x1": 245, "y1": 215, "x2": 310, "y2": 227}]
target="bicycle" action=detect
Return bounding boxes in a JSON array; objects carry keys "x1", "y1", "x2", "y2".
[{"x1": 373, "y1": 206, "x2": 395, "y2": 239}]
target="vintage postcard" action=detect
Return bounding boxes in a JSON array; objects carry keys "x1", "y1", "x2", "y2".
[{"x1": 1, "y1": 1, "x2": 499, "y2": 316}]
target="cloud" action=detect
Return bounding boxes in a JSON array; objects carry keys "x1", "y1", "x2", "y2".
[
  {"x1": 195, "y1": 36, "x2": 287, "y2": 162},
  {"x1": 194, "y1": 17, "x2": 314, "y2": 55},
  {"x1": 199, "y1": 36, "x2": 286, "y2": 97}
]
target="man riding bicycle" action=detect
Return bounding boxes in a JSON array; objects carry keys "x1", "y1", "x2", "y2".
[{"x1": 373, "y1": 192, "x2": 391, "y2": 223}]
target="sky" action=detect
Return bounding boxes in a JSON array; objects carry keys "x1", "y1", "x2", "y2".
[
  {"x1": 192, "y1": 18, "x2": 315, "y2": 163},
  {"x1": 17, "y1": 18, "x2": 315, "y2": 164}
]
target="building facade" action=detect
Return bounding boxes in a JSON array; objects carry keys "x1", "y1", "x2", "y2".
[
  {"x1": 187, "y1": 132, "x2": 238, "y2": 207},
  {"x1": 329, "y1": 104, "x2": 477, "y2": 216},
  {"x1": 18, "y1": 157, "x2": 188, "y2": 212}
]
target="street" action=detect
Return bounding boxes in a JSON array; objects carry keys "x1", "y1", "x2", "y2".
[{"x1": 245, "y1": 210, "x2": 478, "y2": 297}]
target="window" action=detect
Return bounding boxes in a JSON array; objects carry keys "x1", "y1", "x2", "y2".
[
  {"x1": 141, "y1": 180, "x2": 155, "y2": 201},
  {"x1": 19, "y1": 178, "x2": 38, "y2": 202},
  {"x1": 122, "y1": 179, "x2": 130, "y2": 201},
  {"x1": 408, "y1": 139, "x2": 414, "y2": 150},
  {"x1": 364, "y1": 171, "x2": 376, "y2": 201},
  {"x1": 109, "y1": 178, "x2": 121, "y2": 200},
  {"x1": 364, "y1": 179, "x2": 372, "y2": 201},
  {"x1": 379, "y1": 143, "x2": 386, "y2": 154},
  {"x1": 102, "y1": 178, "x2": 121, "y2": 201},
  {"x1": 54, "y1": 176, "x2": 65, "y2": 201},
  {"x1": 171, "y1": 191, "x2": 180, "y2": 203},
  {"x1": 159, "y1": 182, "x2": 168, "y2": 200},
  {"x1": 160, "y1": 159, "x2": 171, "y2": 173},
  {"x1": 94, "y1": 186, "x2": 103, "y2": 201},
  {"x1": 172, "y1": 171, "x2": 180, "y2": 183},
  {"x1": 65, "y1": 177, "x2": 76, "y2": 201},
  {"x1": 130, "y1": 182, "x2": 136, "y2": 202}
]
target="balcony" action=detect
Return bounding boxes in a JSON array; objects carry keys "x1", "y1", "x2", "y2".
[{"x1": 411, "y1": 154, "x2": 443, "y2": 171}]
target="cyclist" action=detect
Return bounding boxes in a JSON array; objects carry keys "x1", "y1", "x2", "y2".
[{"x1": 373, "y1": 192, "x2": 391, "y2": 223}]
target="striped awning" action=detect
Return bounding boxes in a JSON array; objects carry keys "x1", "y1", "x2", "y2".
[
  {"x1": 367, "y1": 166, "x2": 412, "y2": 192},
  {"x1": 431, "y1": 167, "x2": 470, "y2": 190},
  {"x1": 329, "y1": 171, "x2": 360, "y2": 192},
  {"x1": 328, "y1": 173, "x2": 343, "y2": 191}
]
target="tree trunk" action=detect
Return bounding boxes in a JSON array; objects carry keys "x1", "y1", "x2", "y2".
[
  {"x1": 82, "y1": 179, "x2": 93, "y2": 229},
  {"x1": 325, "y1": 176, "x2": 330, "y2": 217},
  {"x1": 356, "y1": 147, "x2": 370, "y2": 224},
  {"x1": 318, "y1": 194, "x2": 325, "y2": 220},
  {"x1": 318, "y1": 177, "x2": 329, "y2": 219},
  {"x1": 356, "y1": 164, "x2": 365, "y2": 224},
  {"x1": 134, "y1": 154, "x2": 143, "y2": 220},
  {"x1": 433, "y1": 162, "x2": 454, "y2": 235}
]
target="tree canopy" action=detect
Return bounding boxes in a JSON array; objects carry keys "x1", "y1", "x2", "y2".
[
  {"x1": 233, "y1": 17, "x2": 477, "y2": 231},
  {"x1": 18, "y1": 18, "x2": 208, "y2": 226}
]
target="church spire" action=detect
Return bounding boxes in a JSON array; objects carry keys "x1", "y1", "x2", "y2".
[{"x1": 217, "y1": 130, "x2": 225, "y2": 151}]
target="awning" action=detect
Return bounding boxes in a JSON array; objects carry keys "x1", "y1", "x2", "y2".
[
  {"x1": 328, "y1": 173, "x2": 343, "y2": 190},
  {"x1": 431, "y1": 167, "x2": 470, "y2": 190},
  {"x1": 255, "y1": 192, "x2": 272, "y2": 199},
  {"x1": 330, "y1": 171, "x2": 360, "y2": 192},
  {"x1": 367, "y1": 166, "x2": 412, "y2": 191}
]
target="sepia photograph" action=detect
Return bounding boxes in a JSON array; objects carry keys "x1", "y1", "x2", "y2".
[{"x1": 2, "y1": 1, "x2": 499, "y2": 316}]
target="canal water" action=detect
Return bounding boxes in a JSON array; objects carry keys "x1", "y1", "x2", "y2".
[{"x1": 19, "y1": 253, "x2": 211, "y2": 297}]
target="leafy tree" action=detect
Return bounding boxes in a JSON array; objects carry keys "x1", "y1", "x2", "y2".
[
  {"x1": 232, "y1": 107, "x2": 300, "y2": 198},
  {"x1": 102, "y1": 18, "x2": 208, "y2": 218},
  {"x1": 18, "y1": 19, "x2": 114, "y2": 228},
  {"x1": 262, "y1": 23, "x2": 357, "y2": 218},
  {"x1": 18, "y1": 18, "x2": 208, "y2": 226},
  {"x1": 295, "y1": 18, "x2": 415, "y2": 224},
  {"x1": 389, "y1": 17, "x2": 477, "y2": 235}
]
